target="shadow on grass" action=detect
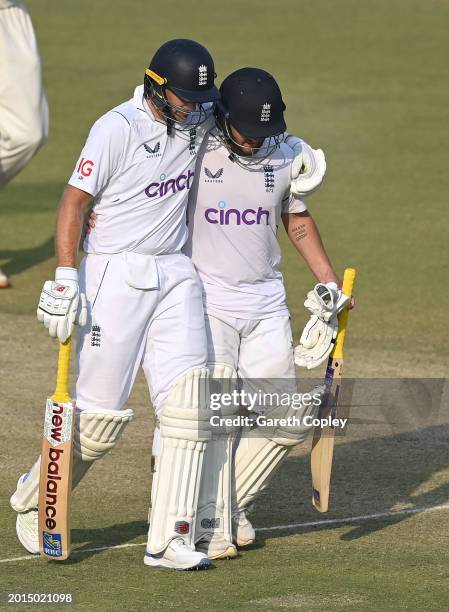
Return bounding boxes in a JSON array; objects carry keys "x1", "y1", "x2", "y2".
[
  {"x1": 62, "y1": 422, "x2": 449, "y2": 563},
  {"x1": 0, "y1": 236, "x2": 54, "y2": 278},
  {"x1": 65, "y1": 520, "x2": 148, "y2": 564},
  {"x1": 253, "y1": 422, "x2": 449, "y2": 546}
]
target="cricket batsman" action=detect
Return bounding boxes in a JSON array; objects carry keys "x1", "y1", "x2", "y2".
[
  {"x1": 182, "y1": 68, "x2": 351, "y2": 558},
  {"x1": 10, "y1": 39, "x2": 222, "y2": 571}
]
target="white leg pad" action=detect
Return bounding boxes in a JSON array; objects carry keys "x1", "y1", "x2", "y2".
[
  {"x1": 10, "y1": 407, "x2": 133, "y2": 512},
  {"x1": 234, "y1": 390, "x2": 321, "y2": 512},
  {"x1": 195, "y1": 363, "x2": 238, "y2": 548},
  {"x1": 147, "y1": 367, "x2": 211, "y2": 554}
]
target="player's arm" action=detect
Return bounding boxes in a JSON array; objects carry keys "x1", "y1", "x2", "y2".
[
  {"x1": 56, "y1": 185, "x2": 93, "y2": 267},
  {"x1": 37, "y1": 113, "x2": 124, "y2": 342},
  {"x1": 36, "y1": 184, "x2": 91, "y2": 342},
  {"x1": 282, "y1": 210, "x2": 339, "y2": 285}
]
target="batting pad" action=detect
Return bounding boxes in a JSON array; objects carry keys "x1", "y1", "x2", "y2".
[
  {"x1": 10, "y1": 407, "x2": 133, "y2": 512},
  {"x1": 234, "y1": 398, "x2": 320, "y2": 513},
  {"x1": 147, "y1": 367, "x2": 211, "y2": 554},
  {"x1": 195, "y1": 363, "x2": 238, "y2": 549}
]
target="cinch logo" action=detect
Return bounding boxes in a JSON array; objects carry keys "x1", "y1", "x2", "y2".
[
  {"x1": 205, "y1": 201, "x2": 269, "y2": 225},
  {"x1": 144, "y1": 170, "x2": 195, "y2": 198}
]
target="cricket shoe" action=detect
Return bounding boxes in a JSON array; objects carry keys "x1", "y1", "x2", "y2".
[
  {"x1": 144, "y1": 538, "x2": 211, "y2": 571},
  {"x1": 16, "y1": 509, "x2": 39, "y2": 554},
  {"x1": 14, "y1": 473, "x2": 39, "y2": 554},
  {"x1": 196, "y1": 534, "x2": 238, "y2": 560},
  {"x1": 0, "y1": 268, "x2": 9, "y2": 288},
  {"x1": 233, "y1": 510, "x2": 255, "y2": 547}
]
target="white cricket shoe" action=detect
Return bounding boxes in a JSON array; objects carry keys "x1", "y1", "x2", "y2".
[
  {"x1": 144, "y1": 538, "x2": 211, "y2": 571},
  {"x1": 196, "y1": 534, "x2": 238, "y2": 560},
  {"x1": 233, "y1": 510, "x2": 255, "y2": 547},
  {"x1": 0, "y1": 268, "x2": 8, "y2": 288},
  {"x1": 16, "y1": 509, "x2": 39, "y2": 554}
]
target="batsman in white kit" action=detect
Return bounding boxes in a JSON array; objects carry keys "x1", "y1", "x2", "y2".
[
  {"x1": 182, "y1": 68, "x2": 351, "y2": 559},
  {"x1": 10, "y1": 39, "x2": 222, "y2": 571}
]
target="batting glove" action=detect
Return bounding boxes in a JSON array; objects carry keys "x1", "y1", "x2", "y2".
[
  {"x1": 294, "y1": 283, "x2": 349, "y2": 369},
  {"x1": 286, "y1": 136, "x2": 327, "y2": 197},
  {"x1": 37, "y1": 267, "x2": 87, "y2": 342}
]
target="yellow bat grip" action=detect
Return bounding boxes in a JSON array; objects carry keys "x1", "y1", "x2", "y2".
[
  {"x1": 331, "y1": 268, "x2": 356, "y2": 360},
  {"x1": 51, "y1": 338, "x2": 72, "y2": 403}
]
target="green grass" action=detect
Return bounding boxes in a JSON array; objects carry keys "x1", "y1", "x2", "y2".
[{"x1": 1, "y1": 0, "x2": 449, "y2": 609}]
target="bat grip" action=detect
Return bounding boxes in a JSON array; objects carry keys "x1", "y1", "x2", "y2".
[
  {"x1": 51, "y1": 338, "x2": 72, "y2": 403},
  {"x1": 332, "y1": 268, "x2": 356, "y2": 360}
]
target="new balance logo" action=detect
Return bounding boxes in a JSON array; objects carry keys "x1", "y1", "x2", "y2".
[
  {"x1": 198, "y1": 64, "x2": 207, "y2": 86},
  {"x1": 144, "y1": 142, "x2": 161, "y2": 156},
  {"x1": 204, "y1": 167, "x2": 224, "y2": 182},
  {"x1": 260, "y1": 103, "x2": 271, "y2": 122}
]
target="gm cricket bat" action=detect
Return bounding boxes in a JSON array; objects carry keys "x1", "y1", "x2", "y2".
[
  {"x1": 311, "y1": 268, "x2": 356, "y2": 512},
  {"x1": 38, "y1": 338, "x2": 75, "y2": 560}
]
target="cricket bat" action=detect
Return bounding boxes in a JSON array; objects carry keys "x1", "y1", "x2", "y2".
[
  {"x1": 311, "y1": 267, "x2": 356, "y2": 512},
  {"x1": 38, "y1": 338, "x2": 75, "y2": 560}
]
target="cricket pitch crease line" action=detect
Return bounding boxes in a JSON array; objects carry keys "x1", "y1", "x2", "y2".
[{"x1": 2, "y1": 503, "x2": 449, "y2": 564}]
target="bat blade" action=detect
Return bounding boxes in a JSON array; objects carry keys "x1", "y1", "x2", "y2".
[
  {"x1": 38, "y1": 339, "x2": 75, "y2": 560},
  {"x1": 311, "y1": 268, "x2": 356, "y2": 512},
  {"x1": 311, "y1": 358, "x2": 343, "y2": 512}
]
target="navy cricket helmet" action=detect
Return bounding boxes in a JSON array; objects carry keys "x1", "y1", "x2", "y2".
[
  {"x1": 144, "y1": 39, "x2": 219, "y2": 104},
  {"x1": 218, "y1": 67, "x2": 286, "y2": 138}
]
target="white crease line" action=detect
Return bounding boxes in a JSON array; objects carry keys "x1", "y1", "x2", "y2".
[
  {"x1": 2, "y1": 503, "x2": 449, "y2": 564},
  {"x1": 256, "y1": 503, "x2": 449, "y2": 532}
]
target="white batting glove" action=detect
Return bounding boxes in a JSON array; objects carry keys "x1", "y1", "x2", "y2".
[
  {"x1": 285, "y1": 136, "x2": 327, "y2": 197},
  {"x1": 294, "y1": 283, "x2": 349, "y2": 369},
  {"x1": 37, "y1": 267, "x2": 87, "y2": 342}
]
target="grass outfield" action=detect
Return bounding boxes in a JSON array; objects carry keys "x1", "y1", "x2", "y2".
[{"x1": 1, "y1": 0, "x2": 448, "y2": 609}]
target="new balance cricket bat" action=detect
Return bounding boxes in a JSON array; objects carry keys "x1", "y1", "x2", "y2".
[
  {"x1": 311, "y1": 268, "x2": 356, "y2": 512},
  {"x1": 38, "y1": 338, "x2": 75, "y2": 560}
]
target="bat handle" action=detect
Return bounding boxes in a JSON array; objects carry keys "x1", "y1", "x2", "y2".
[
  {"x1": 332, "y1": 268, "x2": 356, "y2": 360},
  {"x1": 51, "y1": 338, "x2": 72, "y2": 403}
]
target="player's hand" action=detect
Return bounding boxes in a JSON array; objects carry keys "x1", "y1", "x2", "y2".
[
  {"x1": 37, "y1": 267, "x2": 87, "y2": 342},
  {"x1": 285, "y1": 136, "x2": 326, "y2": 197},
  {"x1": 294, "y1": 283, "x2": 350, "y2": 369},
  {"x1": 305, "y1": 282, "x2": 350, "y2": 321}
]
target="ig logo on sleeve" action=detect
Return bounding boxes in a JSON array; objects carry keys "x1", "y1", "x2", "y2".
[{"x1": 76, "y1": 158, "x2": 94, "y2": 178}]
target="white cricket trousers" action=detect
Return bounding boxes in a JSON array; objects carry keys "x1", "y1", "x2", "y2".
[
  {"x1": 205, "y1": 312, "x2": 297, "y2": 405},
  {"x1": 0, "y1": 1, "x2": 48, "y2": 186},
  {"x1": 75, "y1": 252, "x2": 208, "y2": 415}
]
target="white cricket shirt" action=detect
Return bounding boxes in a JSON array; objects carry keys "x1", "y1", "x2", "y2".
[
  {"x1": 68, "y1": 85, "x2": 213, "y2": 255},
  {"x1": 183, "y1": 131, "x2": 307, "y2": 319}
]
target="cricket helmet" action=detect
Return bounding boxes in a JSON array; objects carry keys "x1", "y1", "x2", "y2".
[
  {"x1": 144, "y1": 39, "x2": 219, "y2": 104},
  {"x1": 217, "y1": 67, "x2": 286, "y2": 139}
]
